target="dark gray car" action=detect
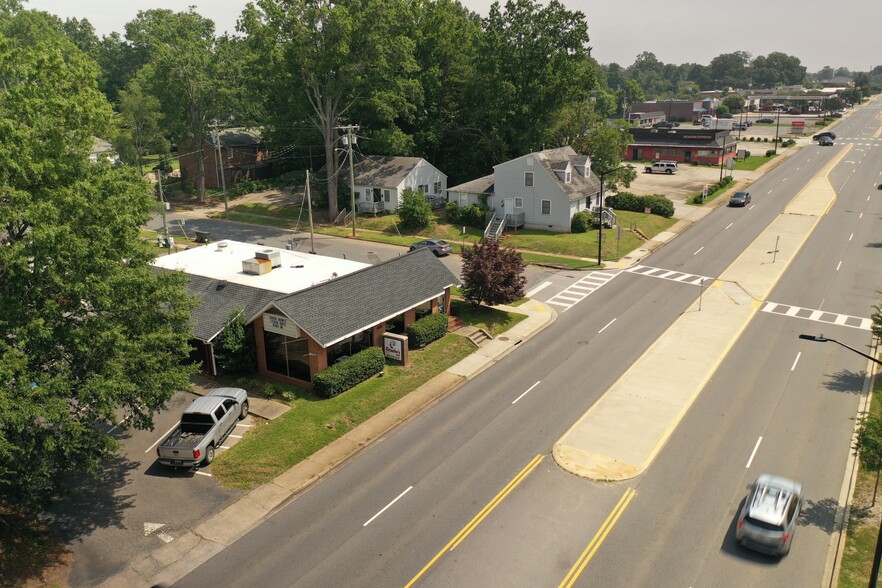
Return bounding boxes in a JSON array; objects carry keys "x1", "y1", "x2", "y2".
[
  {"x1": 409, "y1": 239, "x2": 452, "y2": 256},
  {"x1": 729, "y1": 191, "x2": 751, "y2": 207},
  {"x1": 736, "y1": 474, "x2": 803, "y2": 557}
]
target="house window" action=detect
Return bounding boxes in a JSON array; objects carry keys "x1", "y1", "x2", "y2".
[
  {"x1": 418, "y1": 184, "x2": 428, "y2": 194},
  {"x1": 226, "y1": 147, "x2": 233, "y2": 159},
  {"x1": 355, "y1": 190, "x2": 361, "y2": 200},
  {"x1": 525, "y1": 172, "x2": 534, "y2": 187},
  {"x1": 433, "y1": 181, "x2": 441, "y2": 194},
  {"x1": 565, "y1": 171, "x2": 571, "y2": 183},
  {"x1": 541, "y1": 200, "x2": 551, "y2": 215},
  {"x1": 459, "y1": 194, "x2": 468, "y2": 206},
  {"x1": 657, "y1": 148, "x2": 682, "y2": 158},
  {"x1": 514, "y1": 197, "x2": 523, "y2": 208},
  {"x1": 697, "y1": 149, "x2": 716, "y2": 157}
]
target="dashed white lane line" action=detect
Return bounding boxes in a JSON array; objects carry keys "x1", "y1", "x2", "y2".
[
  {"x1": 725, "y1": 222, "x2": 733, "y2": 230},
  {"x1": 364, "y1": 486, "x2": 413, "y2": 527},
  {"x1": 513, "y1": 381, "x2": 541, "y2": 405},
  {"x1": 693, "y1": 246, "x2": 704, "y2": 255},
  {"x1": 746, "y1": 437, "x2": 763, "y2": 469},
  {"x1": 598, "y1": 318, "x2": 617, "y2": 333},
  {"x1": 791, "y1": 352, "x2": 801, "y2": 372}
]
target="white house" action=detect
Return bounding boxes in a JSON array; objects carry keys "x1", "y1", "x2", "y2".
[
  {"x1": 349, "y1": 156, "x2": 447, "y2": 214},
  {"x1": 448, "y1": 146, "x2": 602, "y2": 233}
]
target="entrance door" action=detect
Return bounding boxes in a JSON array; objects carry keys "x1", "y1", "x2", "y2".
[
  {"x1": 684, "y1": 150, "x2": 691, "y2": 163},
  {"x1": 503, "y1": 198, "x2": 514, "y2": 220},
  {"x1": 633, "y1": 147, "x2": 642, "y2": 160}
]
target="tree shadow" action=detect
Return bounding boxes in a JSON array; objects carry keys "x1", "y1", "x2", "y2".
[
  {"x1": 44, "y1": 453, "x2": 138, "y2": 543},
  {"x1": 820, "y1": 368, "x2": 867, "y2": 395},
  {"x1": 798, "y1": 496, "x2": 839, "y2": 534},
  {"x1": 0, "y1": 505, "x2": 72, "y2": 588},
  {"x1": 864, "y1": 242, "x2": 882, "y2": 249}
]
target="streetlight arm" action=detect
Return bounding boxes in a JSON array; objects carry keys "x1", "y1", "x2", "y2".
[{"x1": 799, "y1": 334, "x2": 882, "y2": 366}]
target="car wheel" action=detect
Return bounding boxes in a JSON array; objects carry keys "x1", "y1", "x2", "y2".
[
  {"x1": 203, "y1": 444, "x2": 215, "y2": 466},
  {"x1": 409, "y1": 247, "x2": 415, "y2": 252},
  {"x1": 432, "y1": 250, "x2": 441, "y2": 256},
  {"x1": 665, "y1": 169, "x2": 672, "y2": 175},
  {"x1": 239, "y1": 400, "x2": 249, "y2": 420}
]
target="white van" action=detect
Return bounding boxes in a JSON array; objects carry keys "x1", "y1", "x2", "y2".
[{"x1": 644, "y1": 161, "x2": 678, "y2": 175}]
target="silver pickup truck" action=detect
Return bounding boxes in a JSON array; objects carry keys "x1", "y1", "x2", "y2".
[{"x1": 156, "y1": 388, "x2": 249, "y2": 468}]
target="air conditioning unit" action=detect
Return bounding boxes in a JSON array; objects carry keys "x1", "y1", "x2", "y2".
[
  {"x1": 242, "y1": 258, "x2": 271, "y2": 275},
  {"x1": 254, "y1": 249, "x2": 282, "y2": 267}
]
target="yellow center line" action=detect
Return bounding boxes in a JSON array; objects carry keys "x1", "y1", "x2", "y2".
[
  {"x1": 558, "y1": 487, "x2": 637, "y2": 588},
  {"x1": 404, "y1": 454, "x2": 544, "y2": 588}
]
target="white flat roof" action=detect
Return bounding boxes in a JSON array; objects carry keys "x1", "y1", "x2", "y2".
[{"x1": 152, "y1": 240, "x2": 369, "y2": 294}]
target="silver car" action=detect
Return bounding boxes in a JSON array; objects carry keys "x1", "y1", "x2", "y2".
[{"x1": 735, "y1": 474, "x2": 803, "y2": 556}]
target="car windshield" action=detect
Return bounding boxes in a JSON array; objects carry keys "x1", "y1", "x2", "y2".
[{"x1": 745, "y1": 515, "x2": 784, "y2": 532}]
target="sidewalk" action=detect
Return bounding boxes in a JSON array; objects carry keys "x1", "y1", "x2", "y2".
[{"x1": 100, "y1": 298, "x2": 557, "y2": 588}]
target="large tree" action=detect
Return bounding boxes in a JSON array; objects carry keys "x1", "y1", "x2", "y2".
[
  {"x1": 0, "y1": 6, "x2": 197, "y2": 512},
  {"x1": 240, "y1": 0, "x2": 421, "y2": 217},
  {"x1": 115, "y1": 76, "x2": 170, "y2": 175}
]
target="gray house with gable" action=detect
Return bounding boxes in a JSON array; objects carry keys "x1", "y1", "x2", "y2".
[
  {"x1": 448, "y1": 146, "x2": 602, "y2": 233},
  {"x1": 350, "y1": 155, "x2": 447, "y2": 214}
]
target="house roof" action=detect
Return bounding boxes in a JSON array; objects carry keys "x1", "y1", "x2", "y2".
[
  {"x1": 264, "y1": 248, "x2": 461, "y2": 347},
  {"x1": 218, "y1": 127, "x2": 262, "y2": 147},
  {"x1": 351, "y1": 156, "x2": 436, "y2": 188},
  {"x1": 533, "y1": 146, "x2": 601, "y2": 202},
  {"x1": 173, "y1": 273, "x2": 279, "y2": 341},
  {"x1": 448, "y1": 174, "x2": 495, "y2": 195}
]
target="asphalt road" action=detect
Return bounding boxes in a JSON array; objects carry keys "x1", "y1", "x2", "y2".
[{"x1": 169, "y1": 100, "x2": 882, "y2": 587}]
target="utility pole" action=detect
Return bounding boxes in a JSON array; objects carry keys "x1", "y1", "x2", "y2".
[
  {"x1": 211, "y1": 120, "x2": 228, "y2": 215},
  {"x1": 156, "y1": 166, "x2": 169, "y2": 254},
  {"x1": 335, "y1": 124, "x2": 360, "y2": 237},
  {"x1": 305, "y1": 169, "x2": 316, "y2": 254}
]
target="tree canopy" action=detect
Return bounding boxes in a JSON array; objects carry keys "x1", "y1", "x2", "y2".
[{"x1": 0, "y1": 6, "x2": 197, "y2": 512}]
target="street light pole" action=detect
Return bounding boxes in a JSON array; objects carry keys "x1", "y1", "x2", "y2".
[
  {"x1": 595, "y1": 165, "x2": 631, "y2": 266},
  {"x1": 799, "y1": 333, "x2": 882, "y2": 588},
  {"x1": 773, "y1": 107, "x2": 782, "y2": 155}
]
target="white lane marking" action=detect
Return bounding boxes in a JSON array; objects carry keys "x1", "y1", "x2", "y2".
[
  {"x1": 513, "y1": 381, "x2": 541, "y2": 404},
  {"x1": 782, "y1": 177, "x2": 788, "y2": 182},
  {"x1": 746, "y1": 437, "x2": 763, "y2": 469},
  {"x1": 237, "y1": 424, "x2": 255, "y2": 428},
  {"x1": 795, "y1": 167, "x2": 800, "y2": 171},
  {"x1": 849, "y1": 233, "x2": 854, "y2": 241},
  {"x1": 748, "y1": 204, "x2": 755, "y2": 210},
  {"x1": 693, "y1": 246, "x2": 704, "y2": 255},
  {"x1": 869, "y1": 195, "x2": 872, "y2": 202},
  {"x1": 791, "y1": 352, "x2": 801, "y2": 372},
  {"x1": 364, "y1": 486, "x2": 413, "y2": 527},
  {"x1": 526, "y1": 281, "x2": 553, "y2": 298},
  {"x1": 836, "y1": 260, "x2": 842, "y2": 271},
  {"x1": 767, "y1": 190, "x2": 773, "y2": 195},
  {"x1": 598, "y1": 318, "x2": 617, "y2": 334},
  {"x1": 146, "y1": 422, "x2": 181, "y2": 453},
  {"x1": 725, "y1": 222, "x2": 733, "y2": 230},
  {"x1": 195, "y1": 471, "x2": 212, "y2": 477},
  {"x1": 860, "y1": 212, "x2": 864, "y2": 219}
]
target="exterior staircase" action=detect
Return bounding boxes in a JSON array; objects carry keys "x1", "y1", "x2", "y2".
[
  {"x1": 447, "y1": 315, "x2": 464, "y2": 332},
  {"x1": 483, "y1": 214, "x2": 506, "y2": 242},
  {"x1": 466, "y1": 328, "x2": 492, "y2": 347}
]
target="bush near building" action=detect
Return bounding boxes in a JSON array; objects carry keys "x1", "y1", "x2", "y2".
[
  {"x1": 313, "y1": 347, "x2": 386, "y2": 398},
  {"x1": 406, "y1": 312, "x2": 449, "y2": 349},
  {"x1": 605, "y1": 192, "x2": 675, "y2": 218}
]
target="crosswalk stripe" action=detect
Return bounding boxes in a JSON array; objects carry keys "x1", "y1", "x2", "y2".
[{"x1": 761, "y1": 301, "x2": 871, "y2": 331}]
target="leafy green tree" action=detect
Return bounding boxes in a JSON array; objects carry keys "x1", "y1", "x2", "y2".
[
  {"x1": 398, "y1": 188, "x2": 432, "y2": 230},
  {"x1": 461, "y1": 240, "x2": 526, "y2": 307},
  {"x1": 572, "y1": 121, "x2": 636, "y2": 190},
  {"x1": 95, "y1": 31, "x2": 146, "y2": 105},
  {"x1": 855, "y1": 412, "x2": 882, "y2": 506},
  {"x1": 722, "y1": 94, "x2": 745, "y2": 114},
  {"x1": 115, "y1": 77, "x2": 169, "y2": 174},
  {"x1": 126, "y1": 8, "x2": 231, "y2": 201},
  {"x1": 0, "y1": 6, "x2": 197, "y2": 513},
  {"x1": 240, "y1": 0, "x2": 421, "y2": 217},
  {"x1": 616, "y1": 79, "x2": 645, "y2": 118},
  {"x1": 708, "y1": 51, "x2": 750, "y2": 89},
  {"x1": 214, "y1": 309, "x2": 255, "y2": 376}
]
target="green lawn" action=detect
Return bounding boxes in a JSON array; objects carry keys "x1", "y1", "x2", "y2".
[
  {"x1": 732, "y1": 155, "x2": 775, "y2": 171},
  {"x1": 838, "y1": 374, "x2": 882, "y2": 587},
  {"x1": 211, "y1": 334, "x2": 475, "y2": 489},
  {"x1": 450, "y1": 300, "x2": 527, "y2": 336}
]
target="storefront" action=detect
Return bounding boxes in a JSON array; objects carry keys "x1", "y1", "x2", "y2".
[{"x1": 626, "y1": 128, "x2": 737, "y2": 166}]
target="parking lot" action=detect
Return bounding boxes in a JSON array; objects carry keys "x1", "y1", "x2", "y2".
[{"x1": 46, "y1": 388, "x2": 259, "y2": 586}]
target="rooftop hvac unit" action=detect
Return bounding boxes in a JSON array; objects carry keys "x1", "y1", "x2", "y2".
[
  {"x1": 254, "y1": 249, "x2": 282, "y2": 267},
  {"x1": 242, "y1": 258, "x2": 272, "y2": 275}
]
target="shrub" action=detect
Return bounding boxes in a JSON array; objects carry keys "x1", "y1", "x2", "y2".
[
  {"x1": 570, "y1": 210, "x2": 592, "y2": 233},
  {"x1": 214, "y1": 309, "x2": 256, "y2": 375},
  {"x1": 459, "y1": 204, "x2": 487, "y2": 229},
  {"x1": 605, "y1": 192, "x2": 674, "y2": 218},
  {"x1": 742, "y1": 150, "x2": 751, "y2": 158},
  {"x1": 445, "y1": 201, "x2": 460, "y2": 224},
  {"x1": 398, "y1": 188, "x2": 432, "y2": 230},
  {"x1": 406, "y1": 312, "x2": 449, "y2": 349},
  {"x1": 765, "y1": 149, "x2": 775, "y2": 157},
  {"x1": 234, "y1": 177, "x2": 271, "y2": 196},
  {"x1": 313, "y1": 347, "x2": 385, "y2": 398}
]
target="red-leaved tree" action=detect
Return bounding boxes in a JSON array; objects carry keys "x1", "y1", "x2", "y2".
[{"x1": 461, "y1": 240, "x2": 526, "y2": 307}]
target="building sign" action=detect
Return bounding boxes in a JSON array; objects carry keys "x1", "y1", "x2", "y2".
[
  {"x1": 262, "y1": 313, "x2": 300, "y2": 338},
  {"x1": 791, "y1": 121, "x2": 805, "y2": 127},
  {"x1": 384, "y1": 337, "x2": 402, "y2": 361},
  {"x1": 382, "y1": 332, "x2": 410, "y2": 366},
  {"x1": 682, "y1": 134, "x2": 713, "y2": 140}
]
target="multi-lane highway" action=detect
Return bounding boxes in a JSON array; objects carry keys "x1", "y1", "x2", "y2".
[{"x1": 174, "y1": 101, "x2": 882, "y2": 587}]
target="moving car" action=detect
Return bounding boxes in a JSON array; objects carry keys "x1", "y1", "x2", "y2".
[
  {"x1": 818, "y1": 137, "x2": 834, "y2": 146},
  {"x1": 409, "y1": 239, "x2": 452, "y2": 256},
  {"x1": 736, "y1": 474, "x2": 803, "y2": 557},
  {"x1": 719, "y1": 113, "x2": 733, "y2": 119},
  {"x1": 813, "y1": 131, "x2": 836, "y2": 141},
  {"x1": 729, "y1": 192, "x2": 751, "y2": 207},
  {"x1": 756, "y1": 118, "x2": 775, "y2": 124}
]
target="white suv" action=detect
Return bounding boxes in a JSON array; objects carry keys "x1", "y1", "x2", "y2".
[
  {"x1": 736, "y1": 474, "x2": 803, "y2": 557},
  {"x1": 644, "y1": 161, "x2": 678, "y2": 175}
]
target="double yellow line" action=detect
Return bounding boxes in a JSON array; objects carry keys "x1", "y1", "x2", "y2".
[
  {"x1": 558, "y1": 487, "x2": 637, "y2": 588},
  {"x1": 404, "y1": 454, "x2": 544, "y2": 587}
]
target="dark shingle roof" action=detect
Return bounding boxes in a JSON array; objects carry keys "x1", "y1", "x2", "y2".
[
  {"x1": 260, "y1": 248, "x2": 460, "y2": 347},
  {"x1": 173, "y1": 273, "x2": 278, "y2": 341},
  {"x1": 351, "y1": 156, "x2": 426, "y2": 188},
  {"x1": 629, "y1": 128, "x2": 733, "y2": 148},
  {"x1": 536, "y1": 146, "x2": 601, "y2": 202},
  {"x1": 448, "y1": 174, "x2": 495, "y2": 195}
]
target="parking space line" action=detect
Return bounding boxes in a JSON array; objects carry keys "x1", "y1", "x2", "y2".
[{"x1": 146, "y1": 422, "x2": 180, "y2": 453}]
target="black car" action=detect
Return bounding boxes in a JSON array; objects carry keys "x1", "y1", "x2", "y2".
[
  {"x1": 818, "y1": 137, "x2": 834, "y2": 146},
  {"x1": 813, "y1": 132, "x2": 836, "y2": 141},
  {"x1": 756, "y1": 118, "x2": 775, "y2": 124},
  {"x1": 409, "y1": 239, "x2": 452, "y2": 256},
  {"x1": 719, "y1": 113, "x2": 733, "y2": 119},
  {"x1": 729, "y1": 191, "x2": 751, "y2": 207}
]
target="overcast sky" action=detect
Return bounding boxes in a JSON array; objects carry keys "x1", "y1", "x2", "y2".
[{"x1": 26, "y1": 0, "x2": 882, "y2": 73}]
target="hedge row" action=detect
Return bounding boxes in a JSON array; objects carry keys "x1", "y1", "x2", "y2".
[
  {"x1": 604, "y1": 192, "x2": 675, "y2": 218},
  {"x1": 406, "y1": 312, "x2": 449, "y2": 349},
  {"x1": 313, "y1": 347, "x2": 385, "y2": 398},
  {"x1": 691, "y1": 176, "x2": 734, "y2": 204},
  {"x1": 446, "y1": 202, "x2": 487, "y2": 228}
]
